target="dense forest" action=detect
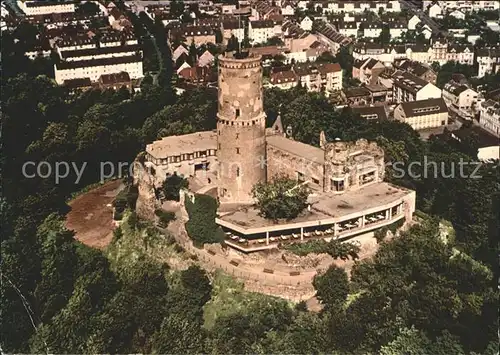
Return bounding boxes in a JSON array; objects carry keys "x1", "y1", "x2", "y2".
[{"x1": 1, "y1": 8, "x2": 499, "y2": 354}]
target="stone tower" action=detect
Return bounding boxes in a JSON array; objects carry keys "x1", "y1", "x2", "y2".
[{"x1": 216, "y1": 51, "x2": 266, "y2": 204}]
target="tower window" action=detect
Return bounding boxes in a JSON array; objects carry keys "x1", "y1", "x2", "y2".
[
  {"x1": 218, "y1": 144, "x2": 221, "y2": 149},
  {"x1": 236, "y1": 167, "x2": 240, "y2": 177},
  {"x1": 236, "y1": 133, "x2": 239, "y2": 139},
  {"x1": 236, "y1": 148, "x2": 240, "y2": 154},
  {"x1": 235, "y1": 109, "x2": 240, "y2": 118}
]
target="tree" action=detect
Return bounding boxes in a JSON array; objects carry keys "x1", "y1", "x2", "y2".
[
  {"x1": 252, "y1": 175, "x2": 310, "y2": 220},
  {"x1": 313, "y1": 265, "x2": 349, "y2": 309},
  {"x1": 378, "y1": 27, "x2": 391, "y2": 45},
  {"x1": 185, "y1": 194, "x2": 225, "y2": 247},
  {"x1": 161, "y1": 173, "x2": 189, "y2": 201}
]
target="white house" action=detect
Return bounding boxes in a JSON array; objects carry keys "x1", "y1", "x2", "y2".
[
  {"x1": 54, "y1": 55, "x2": 143, "y2": 85},
  {"x1": 281, "y1": 2, "x2": 295, "y2": 16},
  {"x1": 479, "y1": 99, "x2": 500, "y2": 137},
  {"x1": 408, "y1": 15, "x2": 421, "y2": 30},
  {"x1": 249, "y1": 20, "x2": 277, "y2": 44},
  {"x1": 337, "y1": 22, "x2": 358, "y2": 38},
  {"x1": 363, "y1": 23, "x2": 382, "y2": 38},
  {"x1": 17, "y1": 0, "x2": 75, "y2": 15},
  {"x1": 392, "y1": 71, "x2": 442, "y2": 103},
  {"x1": 449, "y1": 10, "x2": 466, "y2": 20},
  {"x1": 442, "y1": 82, "x2": 478, "y2": 118},
  {"x1": 477, "y1": 48, "x2": 500, "y2": 78},
  {"x1": 428, "y1": 3, "x2": 443, "y2": 18},
  {"x1": 300, "y1": 16, "x2": 313, "y2": 31},
  {"x1": 394, "y1": 97, "x2": 449, "y2": 130}
]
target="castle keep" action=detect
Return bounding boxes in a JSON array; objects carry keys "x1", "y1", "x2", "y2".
[
  {"x1": 217, "y1": 52, "x2": 267, "y2": 203},
  {"x1": 138, "y1": 51, "x2": 416, "y2": 252}
]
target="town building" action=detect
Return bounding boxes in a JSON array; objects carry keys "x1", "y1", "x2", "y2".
[
  {"x1": 479, "y1": 99, "x2": 500, "y2": 137},
  {"x1": 352, "y1": 58, "x2": 386, "y2": 85},
  {"x1": 322, "y1": 1, "x2": 401, "y2": 14},
  {"x1": 352, "y1": 105, "x2": 389, "y2": 120},
  {"x1": 17, "y1": 0, "x2": 75, "y2": 16},
  {"x1": 98, "y1": 72, "x2": 132, "y2": 92},
  {"x1": 136, "y1": 50, "x2": 416, "y2": 252},
  {"x1": 396, "y1": 60, "x2": 437, "y2": 84},
  {"x1": 442, "y1": 81, "x2": 478, "y2": 118},
  {"x1": 170, "y1": 25, "x2": 216, "y2": 47},
  {"x1": 394, "y1": 97, "x2": 449, "y2": 130},
  {"x1": 477, "y1": 48, "x2": 500, "y2": 78},
  {"x1": 450, "y1": 126, "x2": 500, "y2": 161},
  {"x1": 249, "y1": 19, "x2": 281, "y2": 44},
  {"x1": 269, "y1": 70, "x2": 297, "y2": 90},
  {"x1": 54, "y1": 54, "x2": 143, "y2": 85},
  {"x1": 392, "y1": 71, "x2": 442, "y2": 104},
  {"x1": 294, "y1": 62, "x2": 343, "y2": 95}
]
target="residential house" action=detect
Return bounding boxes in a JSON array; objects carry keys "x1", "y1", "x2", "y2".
[
  {"x1": 170, "y1": 25, "x2": 216, "y2": 46},
  {"x1": 479, "y1": 99, "x2": 500, "y2": 137},
  {"x1": 178, "y1": 66, "x2": 213, "y2": 86},
  {"x1": 345, "y1": 87, "x2": 372, "y2": 106},
  {"x1": 397, "y1": 60, "x2": 437, "y2": 84},
  {"x1": 249, "y1": 20, "x2": 278, "y2": 44},
  {"x1": 442, "y1": 81, "x2": 479, "y2": 118},
  {"x1": 63, "y1": 78, "x2": 93, "y2": 93},
  {"x1": 447, "y1": 44, "x2": 474, "y2": 66},
  {"x1": 281, "y1": 1, "x2": 295, "y2": 16},
  {"x1": 98, "y1": 72, "x2": 132, "y2": 92},
  {"x1": 172, "y1": 44, "x2": 189, "y2": 62},
  {"x1": 352, "y1": 105, "x2": 389, "y2": 120},
  {"x1": 294, "y1": 62, "x2": 343, "y2": 95},
  {"x1": 300, "y1": 16, "x2": 313, "y2": 31},
  {"x1": 449, "y1": 9, "x2": 466, "y2": 20},
  {"x1": 352, "y1": 58, "x2": 386, "y2": 85},
  {"x1": 269, "y1": 70, "x2": 297, "y2": 89},
  {"x1": 337, "y1": 21, "x2": 358, "y2": 38},
  {"x1": 388, "y1": 20, "x2": 407, "y2": 39},
  {"x1": 392, "y1": 70, "x2": 442, "y2": 103},
  {"x1": 408, "y1": 15, "x2": 421, "y2": 30},
  {"x1": 54, "y1": 54, "x2": 143, "y2": 85},
  {"x1": 477, "y1": 48, "x2": 500, "y2": 78},
  {"x1": 17, "y1": 0, "x2": 75, "y2": 16},
  {"x1": 197, "y1": 50, "x2": 215, "y2": 67},
  {"x1": 363, "y1": 22, "x2": 383, "y2": 38},
  {"x1": 451, "y1": 126, "x2": 500, "y2": 161},
  {"x1": 222, "y1": 20, "x2": 245, "y2": 44},
  {"x1": 394, "y1": 97, "x2": 449, "y2": 130},
  {"x1": 428, "y1": 3, "x2": 443, "y2": 18}
]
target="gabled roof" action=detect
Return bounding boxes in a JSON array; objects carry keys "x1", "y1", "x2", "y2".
[{"x1": 398, "y1": 97, "x2": 448, "y2": 118}]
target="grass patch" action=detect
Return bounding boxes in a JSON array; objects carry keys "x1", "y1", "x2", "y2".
[
  {"x1": 283, "y1": 239, "x2": 328, "y2": 256},
  {"x1": 203, "y1": 270, "x2": 285, "y2": 330}
]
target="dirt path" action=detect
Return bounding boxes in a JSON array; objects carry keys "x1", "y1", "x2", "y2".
[{"x1": 66, "y1": 180, "x2": 124, "y2": 249}]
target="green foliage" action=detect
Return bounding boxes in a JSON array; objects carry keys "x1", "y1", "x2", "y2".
[
  {"x1": 252, "y1": 175, "x2": 310, "y2": 220},
  {"x1": 161, "y1": 173, "x2": 189, "y2": 201},
  {"x1": 436, "y1": 61, "x2": 477, "y2": 89},
  {"x1": 285, "y1": 239, "x2": 360, "y2": 261},
  {"x1": 185, "y1": 194, "x2": 225, "y2": 247},
  {"x1": 155, "y1": 209, "x2": 176, "y2": 227},
  {"x1": 313, "y1": 266, "x2": 349, "y2": 310}
]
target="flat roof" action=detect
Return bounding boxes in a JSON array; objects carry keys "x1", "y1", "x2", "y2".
[
  {"x1": 217, "y1": 182, "x2": 413, "y2": 234},
  {"x1": 146, "y1": 131, "x2": 217, "y2": 159},
  {"x1": 266, "y1": 135, "x2": 324, "y2": 163}
]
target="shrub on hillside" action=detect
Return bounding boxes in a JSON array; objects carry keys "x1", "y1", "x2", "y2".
[
  {"x1": 155, "y1": 209, "x2": 176, "y2": 228},
  {"x1": 185, "y1": 194, "x2": 224, "y2": 247}
]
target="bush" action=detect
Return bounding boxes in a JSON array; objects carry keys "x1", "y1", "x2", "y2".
[
  {"x1": 162, "y1": 173, "x2": 189, "y2": 201},
  {"x1": 174, "y1": 244, "x2": 185, "y2": 253},
  {"x1": 113, "y1": 226, "x2": 123, "y2": 241},
  {"x1": 113, "y1": 185, "x2": 139, "y2": 213},
  {"x1": 185, "y1": 194, "x2": 225, "y2": 247},
  {"x1": 155, "y1": 209, "x2": 176, "y2": 228},
  {"x1": 252, "y1": 175, "x2": 310, "y2": 220}
]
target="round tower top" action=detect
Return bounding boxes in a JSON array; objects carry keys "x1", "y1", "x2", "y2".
[{"x1": 219, "y1": 52, "x2": 262, "y2": 69}]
